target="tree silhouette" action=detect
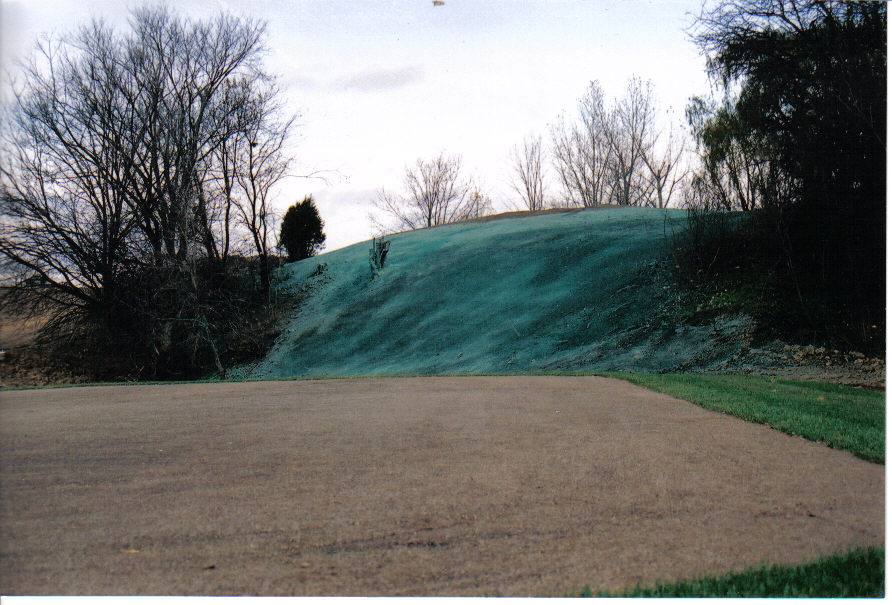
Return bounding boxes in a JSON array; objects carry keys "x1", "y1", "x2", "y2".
[
  {"x1": 689, "y1": 0, "x2": 886, "y2": 348},
  {"x1": 279, "y1": 196, "x2": 326, "y2": 262}
]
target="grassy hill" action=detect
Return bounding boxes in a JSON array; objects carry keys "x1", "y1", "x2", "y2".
[{"x1": 240, "y1": 206, "x2": 755, "y2": 379}]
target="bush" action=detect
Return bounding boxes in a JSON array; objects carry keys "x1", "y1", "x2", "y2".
[
  {"x1": 671, "y1": 204, "x2": 883, "y2": 354},
  {"x1": 4, "y1": 256, "x2": 292, "y2": 382}
]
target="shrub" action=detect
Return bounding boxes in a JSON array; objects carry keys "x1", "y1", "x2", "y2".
[{"x1": 280, "y1": 196, "x2": 326, "y2": 262}]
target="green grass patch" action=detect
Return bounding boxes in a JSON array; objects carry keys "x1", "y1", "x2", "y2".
[
  {"x1": 578, "y1": 546, "x2": 884, "y2": 597},
  {"x1": 607, "y1": 373, "x2": 884, "y2": 463}
]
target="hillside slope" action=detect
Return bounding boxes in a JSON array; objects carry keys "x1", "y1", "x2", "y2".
[{"x1": 242, "y1": 207, "x2": 755, "y2": 379}]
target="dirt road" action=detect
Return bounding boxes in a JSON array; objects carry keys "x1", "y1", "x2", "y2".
[{"x1": 0, "y1": 376, "x2": 883, "y2": 596}]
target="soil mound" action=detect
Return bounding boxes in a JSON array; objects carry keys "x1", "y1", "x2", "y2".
[
  {"x1": 239, "y1": 207, "x2": 881, "y2": 386},
  {"x1": 241, "y1": 208, "x2": 742, "y2": 378}
]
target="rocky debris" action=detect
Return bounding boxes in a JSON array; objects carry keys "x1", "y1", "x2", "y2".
[
  {"x1": 782, "y1": 344, "x2": 884, "y2": 375},
  {"x1": 711, "y1": 339, "x2": 884, "y2": 389}
]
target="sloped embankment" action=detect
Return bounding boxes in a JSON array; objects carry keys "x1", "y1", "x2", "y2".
[{"x1": 243, "y1": 207, "x2": 754, "y2": 379}]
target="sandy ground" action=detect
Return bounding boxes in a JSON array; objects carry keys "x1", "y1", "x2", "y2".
[{"x1": 0, "y1": 376, "x2": 883, "y2": 596}]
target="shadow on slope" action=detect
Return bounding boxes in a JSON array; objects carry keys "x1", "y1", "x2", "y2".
[{"x1": 242, "y1": 207, "x2": 754, "y2": 379}]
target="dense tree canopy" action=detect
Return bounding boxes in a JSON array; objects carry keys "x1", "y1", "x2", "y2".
[
  {"x1": 695, "y1": 0, "x2": 885, "y2": 212},
  {"x1": 689, "y1": 0, "x2": 886, "y2": 347}
]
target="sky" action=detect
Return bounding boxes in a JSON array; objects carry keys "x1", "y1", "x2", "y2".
[{"x1": 1, "y1": 0, "x2": 713, "y2": 252}]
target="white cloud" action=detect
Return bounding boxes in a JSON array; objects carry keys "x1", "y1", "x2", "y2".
[{"x1": 333, "y1": 65, "x2": 425, "y2": 93}]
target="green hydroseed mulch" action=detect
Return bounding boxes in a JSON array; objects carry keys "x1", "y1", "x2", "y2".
[{"x1": 239, "y1": 207, "x2": 753, "y2": 380}]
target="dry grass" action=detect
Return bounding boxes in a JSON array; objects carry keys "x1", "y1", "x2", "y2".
[{"x1": 0, "y1": 311, "x2": 43, "y2": 350}]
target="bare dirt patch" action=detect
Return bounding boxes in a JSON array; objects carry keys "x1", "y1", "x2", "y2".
[{"x1": 0, "y1": 376, "x2": 882, "y2": 596}]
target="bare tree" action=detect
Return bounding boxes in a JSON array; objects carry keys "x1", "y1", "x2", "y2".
[
  {"x1": 642, "y1": 121, "x2": 689, "y2": 209},
  {"x1": 549, "y1": 81, "x2": 612, "y2": 207},
  {"x1": 374, "y1": 152, "x2": 485, "y2": 231},
  {"x1": 509, "y1": 134, "x2": 548, "y2": 211},
  {"x1": 464, "y1": 189, "x2": 494, "y2": 221},
  {"x1": 119, "y1": 8, "x2": 268, "y2": 263},
  {"x1": 550, "y1": 78, "x2": 688, "y2": 209},
  {"x1": 235, "y1": 113, "x2": 293, "y2": 292},
  {"x1": 685, "y1": 97, "x2": 766, "y2": 212},
  {"x1": 1, "y1": 18, "x2": 148, "y2": 320},
  {"x1": 0, "y1": 6, "x2": 295, "y2": 378},
  {"x1": 604, "y1": 77, "x2": 656, "y2": 206},
  {"x1": 211, "y1": 79, "x2": 295, "y2": 292}
]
